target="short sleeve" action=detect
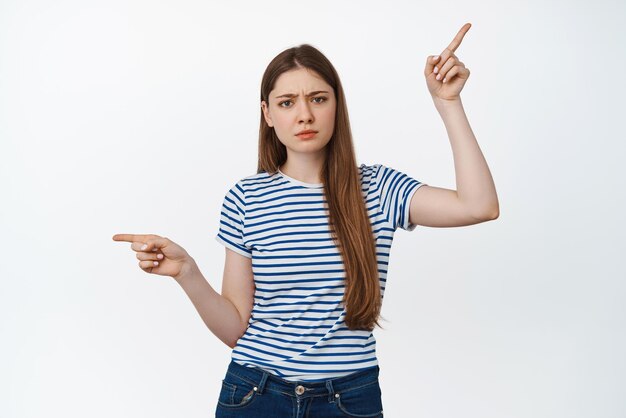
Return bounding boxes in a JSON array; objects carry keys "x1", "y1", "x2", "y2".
[
  {"x1": 214, "y1": 181, "x2": 252, "y2": 258},
  {"x1": 374, "y1": 164, "x2": 427, "y2": 231}
]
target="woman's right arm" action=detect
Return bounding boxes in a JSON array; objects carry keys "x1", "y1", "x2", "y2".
[
  {"x1": 112, "y1": 234, "x2": 253, "y2": 349},
  {"x1": 177, "y1": 248, "x2": 254, "y2": 349}
]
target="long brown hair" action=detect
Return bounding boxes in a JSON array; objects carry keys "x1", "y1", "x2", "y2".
[{"x1": 257, "y1": 44, "x2": 385, "y2": 331}]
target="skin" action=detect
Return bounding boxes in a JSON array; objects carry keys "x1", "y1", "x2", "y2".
[
  {"x1": 425, "y1": 22, "x2": 472, "y2": 101},
  {"x1": 260, "y1": 67, "x2": 337, "y2": 184},
  {"x1": 111, "y1": 234, "x2": 191, "y2": 279},
  {"x1": 408, "y1": 22, "x2": 500, "y2": 227}
]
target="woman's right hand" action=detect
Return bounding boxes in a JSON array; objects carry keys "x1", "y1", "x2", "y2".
[{"x1": 112, "y1": 233, "x2": 195, "y2": 282}]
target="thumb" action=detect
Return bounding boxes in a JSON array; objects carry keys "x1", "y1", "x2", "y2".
[
  {"x1": 141, "y1": 236, "x2": 169, "y2": 252},
  {"x1": 424, "y1": 55, "x2": 440, "y2": 77}
]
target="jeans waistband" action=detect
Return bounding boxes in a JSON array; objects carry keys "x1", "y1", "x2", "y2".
[{"x1": 224, "y1": 360, "x2": 380, "y2": 401}]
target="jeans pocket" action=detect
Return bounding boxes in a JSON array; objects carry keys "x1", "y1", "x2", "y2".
[
  {"x1": 216, "y1": 372, "x2": 258, "y2": 409},
  {"x1": 335, "y1": 380, "x2": 384, "y2": 417}
]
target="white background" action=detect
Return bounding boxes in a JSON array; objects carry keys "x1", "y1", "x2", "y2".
[{"x1": 2, "y1": 0, "x2": 625, "y2": 417}]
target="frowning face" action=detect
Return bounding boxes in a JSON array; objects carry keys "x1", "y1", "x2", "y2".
[{"x1": 261, "y1": 67, "x2": 336, "y2": 157}]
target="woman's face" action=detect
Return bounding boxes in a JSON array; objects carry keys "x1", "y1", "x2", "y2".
[{"x1": 261, "y1": 67, "x2": 336, "y2": 157}]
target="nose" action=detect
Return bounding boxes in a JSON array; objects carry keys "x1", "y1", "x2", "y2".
[{"x1": 297, "y1": 99, "x2": 314, "y2": 124}]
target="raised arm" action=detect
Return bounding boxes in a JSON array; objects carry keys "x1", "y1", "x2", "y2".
[{"x1": 410, "y1": 23, "x2": 499, "y2": 228}]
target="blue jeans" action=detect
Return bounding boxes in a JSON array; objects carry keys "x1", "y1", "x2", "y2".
[{"x1": 215, "y1": 359, "x2": 384, "y2": 417}]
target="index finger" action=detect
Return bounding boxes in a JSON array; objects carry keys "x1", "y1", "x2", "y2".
[
  {"x1": 112, "y1": 233, "x2": 150, "y2": 243},
  {"x1": 444, "y1": 22, "x2": 471, "y2": 53}
]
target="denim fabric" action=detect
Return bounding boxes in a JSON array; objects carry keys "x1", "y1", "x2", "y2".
[{"x1": 215, "y1": 360, "x2": 384, "y2": 417}]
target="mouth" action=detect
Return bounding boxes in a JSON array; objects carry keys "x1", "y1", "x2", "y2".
[{"x1": 296, "y1": 130, "x2": 318, "y2": 138}]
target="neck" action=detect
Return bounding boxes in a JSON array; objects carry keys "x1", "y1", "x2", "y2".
[{"x1": 279, "y1": 153, "x2": 325, "y2": 184}]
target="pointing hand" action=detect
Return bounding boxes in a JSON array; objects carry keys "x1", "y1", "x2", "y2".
[
  {"x1": 424, "y1": 22, "x2": 472, "y2": 102},
  {"x1": 112, "y1": 233, "x2": 195, "y2": 282}
]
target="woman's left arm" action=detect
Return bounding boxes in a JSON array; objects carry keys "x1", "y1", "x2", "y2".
[{"x1": 409, "y1": 22, "x2": 500, "y2": 228}]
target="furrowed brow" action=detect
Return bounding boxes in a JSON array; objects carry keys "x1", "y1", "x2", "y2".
[{"x1": 274, "y1": 90, "x2": 329, "y2": 99}]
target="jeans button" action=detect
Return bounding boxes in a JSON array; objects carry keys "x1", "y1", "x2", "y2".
[{"x1": 295, "y1": 385, "x2": 305, "y2": 395}]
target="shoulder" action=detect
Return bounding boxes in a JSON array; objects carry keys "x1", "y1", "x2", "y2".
[
  {"x1": 223, "y1": 170, "x2": 280, "y2": 206},
  {"x1": 226, "y1": 171, "x2": 274, "y2": 193},
  {"x1": 359, "y1": 162, "x2": 393, "y2": 185},
  {"x1": 358, "y1": 162, "x2": 382, "y2": 179}
]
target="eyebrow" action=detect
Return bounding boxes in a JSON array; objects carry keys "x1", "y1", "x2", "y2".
[{"x1": 274, "y1": 90, "x2": 329, "y2": 99}]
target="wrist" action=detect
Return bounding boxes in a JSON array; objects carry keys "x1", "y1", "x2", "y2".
[
  {"x1": 174, "y1": 257, "x2": 200, "y2": 285},
  {"x1": 432, "y1": 96, "x2": 462, "y2": 109}
]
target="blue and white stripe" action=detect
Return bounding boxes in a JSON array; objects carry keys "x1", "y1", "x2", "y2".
[{"x1": 215, "y1": 163, "x2": 426, "y2": 382}]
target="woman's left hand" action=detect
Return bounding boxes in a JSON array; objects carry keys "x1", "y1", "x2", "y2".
[{"x1": 424, "y1": 23, "x2": 472, "y2": 102}]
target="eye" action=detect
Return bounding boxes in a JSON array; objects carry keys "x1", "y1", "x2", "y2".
[{"x1": 278, "y1": 96, "x2": 328, "y2": 108}]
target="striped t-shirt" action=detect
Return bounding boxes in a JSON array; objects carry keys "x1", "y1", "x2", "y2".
[{"x1": 214, "y1": 163, "x2": 426, "y2": 382}]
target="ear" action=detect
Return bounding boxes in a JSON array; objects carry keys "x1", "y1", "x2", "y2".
[{"x1": 261, "y1": 101, "x2": 273, "y2": 127}]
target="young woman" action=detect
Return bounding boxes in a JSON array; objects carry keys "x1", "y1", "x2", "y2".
[{"x1": 113, "y1": 22, "x2": 498, "y2": 417}]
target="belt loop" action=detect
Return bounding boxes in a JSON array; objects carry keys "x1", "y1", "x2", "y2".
[
  {"x1": 256, "y1": 370, "x2": 269, "y2": 394},
  {"x1": 326, "y1": 379, "x2": 336, "y2": 403}
]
